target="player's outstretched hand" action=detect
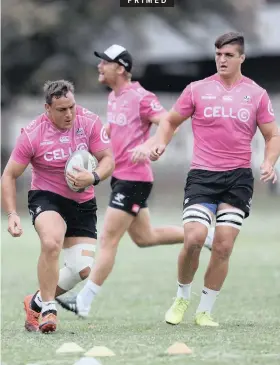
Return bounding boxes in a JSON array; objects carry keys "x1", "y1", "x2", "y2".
[
  {"x1": 66, "y1": 166, "x2": 94, "y2": 189},
  {"x1": 150, "y1": 144, "x2": 166, "y2": 161},
  {"x1": 129, "y1": 144, "x2": 150, "y2": 163},
  {"x1": 8, "y1": 213, "x2": 23, "y2": 237},
  {"x1": 260, "y1": 161, "x2": 277, "y2": 184}
]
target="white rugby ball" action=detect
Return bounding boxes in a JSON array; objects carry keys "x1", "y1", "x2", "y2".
[{"x1": 65, "y1": 150, "x2": 98, "y2": 192}]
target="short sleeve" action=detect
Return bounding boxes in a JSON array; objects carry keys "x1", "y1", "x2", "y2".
[
  {"x1": 139, "y1": 93, "x2": 166, "y2": 121},
  {"x1": 257, "y1": 91, "x2": 275, "y2": 125},
  {"x1": 88, "y1": 117, "x2": 111, "y2": 153},
  {"x1": 173, "y1": 85, "x2": 195, "y2": 118},
  {"x1": 11, "y1": 129, "x2": 33, "y2": 165}
]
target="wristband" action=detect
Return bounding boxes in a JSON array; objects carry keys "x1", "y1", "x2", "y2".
[
  {"x1": 8, "y1": 212, "x2": 18, "y2": 218},
  {"x1": 92, "y1": 171, "x2": 100, "y2": 186}
]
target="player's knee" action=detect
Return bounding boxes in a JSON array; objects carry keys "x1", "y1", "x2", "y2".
[
  {"x1": 58, "y1": 244, "x2": 95, "y2": 291},
  {"x1": 41, "y1": 237, "x2": 62, "y2": 257},
  {"x1": 134, "y1": 238, "x2": 147, "y2": 248},
  {"x1": 64, "y1": 244, "x2": 95, "y2": 276},
  {"x1": 212, "y1": 240, "x2": 233, "y2": 260},
  {"x1": 185, "y1": 230, "x2": 207, "y2": 252},
  {"x1": 131, "y1": 231, "x2": 149, "y2": 248}
]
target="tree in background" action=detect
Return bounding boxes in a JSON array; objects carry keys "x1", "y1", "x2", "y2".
[{"x1": 2, "y1": 0, "x2": 259, "y2": 107}]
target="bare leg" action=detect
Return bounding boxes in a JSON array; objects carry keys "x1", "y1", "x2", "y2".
[
  {"x1": 128, "y1": 208, "x2": 183, "y2": 247},
  {"x1": 35, "y1": 211, "x2": 65, "y2": 302}
]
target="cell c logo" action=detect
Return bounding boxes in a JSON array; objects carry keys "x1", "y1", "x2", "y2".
[
  {"x1": 100, "y1": 126, "x2": 110, "y2": 144},
  {"x1": 150, "y1": 100, "x2": 163, "y2": 112},
  {"x1": 116, "y1": 113, "x2": 127, "y2": 126},
  {"x1": 237, "y1": 108, "x2": 250, "y2": 123},
  {"x1": 268, "y1": 101, "x2": 274, "y2": 116}
]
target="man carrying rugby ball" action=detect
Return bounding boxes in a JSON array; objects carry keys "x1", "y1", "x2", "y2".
[{"x1": 1, "y1": 80, "x2": 114, "y2": 333}]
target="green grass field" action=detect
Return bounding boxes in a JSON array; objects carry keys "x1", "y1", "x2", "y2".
[{"x1": 1, "y1": 206, "x2": 280, "y2": 365}]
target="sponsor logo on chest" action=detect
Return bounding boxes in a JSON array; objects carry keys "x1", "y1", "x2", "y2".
[
  {"x1": 40, "y1": 140, "x2": 54, "y2": 146},
  {"x1": 76, "y1": 127, "x2": 85, "y2": 137},
  {"x1": 59, "y1": 135, "x2": 70, "y2": 143},
  {"x1": 43, "y1": 142, "x2": 88, "y2": 162},
  {"x1": 222, "y1": 95, "x2": 233, "y2": 102},
  {"x1": 203, "y1": 106, "x2": 251, "y2": 123},
  {"x1": 107, "y1": 112, "x2": 128, "y2": 126},
  {"x1": 201, "y1": 95, "x2": 216, "y2": 100}
]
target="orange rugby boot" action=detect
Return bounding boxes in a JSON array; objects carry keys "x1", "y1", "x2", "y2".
[
  {"x1": 23, "y1": 294, "x2": 40, "y2": 332},
  {"x1": 39, "y1": 311, "x2": 58, "y2": 333}
]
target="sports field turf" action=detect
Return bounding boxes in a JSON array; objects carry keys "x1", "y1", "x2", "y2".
[{"x1": 1, "y1": 202, "x2": 280, "y2": 365}]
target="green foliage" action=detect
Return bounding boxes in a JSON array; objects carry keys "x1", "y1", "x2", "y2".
[{"x1": 2, "y1": 0, "x2": 258, "y2": 106}]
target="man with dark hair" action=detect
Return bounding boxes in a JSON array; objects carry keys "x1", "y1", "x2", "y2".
[
  {"x1": 1, "y1": 80, "x2": 115, "y2": 333},
  {"x1": 43, "y1": 80, "x2": 75, "y2": 105},
  {"x1": 215, "y1": 32, "x2": 245, "y2": 54},
  {"x1": 139, "y1": 32, "x2": 279, "y2": 326}
]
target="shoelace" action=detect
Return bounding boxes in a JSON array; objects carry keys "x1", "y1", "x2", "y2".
[
  {"x1": 198, "y1": 312, "x2": 213, "y2": 321},
  {"x1": 174, "y1": 298, "x2": 188, "y2": 313}
]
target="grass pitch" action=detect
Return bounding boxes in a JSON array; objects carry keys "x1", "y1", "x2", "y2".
[{"x1": 1, "y1": 205, "x2": 280, "y2": 365}]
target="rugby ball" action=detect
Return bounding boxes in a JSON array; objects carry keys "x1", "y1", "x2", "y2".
[{"x1": 65, "y1": 150, "x2": 98, "y2": 192}]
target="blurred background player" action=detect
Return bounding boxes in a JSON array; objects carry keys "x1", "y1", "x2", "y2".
[
  {"x1": 1, "y1": 80, "x2": 114, "y2": 333},
  {"x1": 149, "y1": 32, "x2": 280, "y2": 327},
  {"x1": 57, "y1": 45, "x2": 214, "y2": 317}
]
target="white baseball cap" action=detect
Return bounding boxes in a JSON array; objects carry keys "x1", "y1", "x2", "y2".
[{"x1": 94, "y1": 44, "x2": 133, "y2": 72}]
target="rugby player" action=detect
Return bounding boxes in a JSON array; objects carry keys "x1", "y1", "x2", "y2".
[
  {"x1": 1, "y1": 80, "x2": 114, "y2": 333},
  {"x1": 148, "y1": 32, "x2": 280, "y2": 326},
  {"x1": 56, "y1": 45, "x2": 215, "y2": 317}
]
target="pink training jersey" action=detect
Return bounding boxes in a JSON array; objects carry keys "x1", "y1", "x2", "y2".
[
  {"x1": 173, "y1": 74, "x2": 275, "y2": 171},
  {"x1": 11, "y1": 106, "x2": 110, "y2": 203},
  {"x1": 107, "y1": 81, "x2": 165, "y2": 182}
]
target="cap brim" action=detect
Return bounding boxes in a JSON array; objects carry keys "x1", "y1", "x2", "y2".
[{"x1": 94, "y1": 51, "x2": 113, "y2": 62}]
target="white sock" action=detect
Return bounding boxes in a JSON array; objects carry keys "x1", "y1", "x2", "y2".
[
  {"x1": 34, "y1": 291, "x2": 43, "y2": 308},
  {"x1": 177, "y1": 281, "x2": 192, "y2": 300},
  {"x1": 196, "y1": 287, "x2": 219, "y2": 314},
  {"x1": 77, "y1": 280, "x2": 101, "y2": 309},
  {"x1": 42, "y1": 301, "x2": 57, "y2": 314}
]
